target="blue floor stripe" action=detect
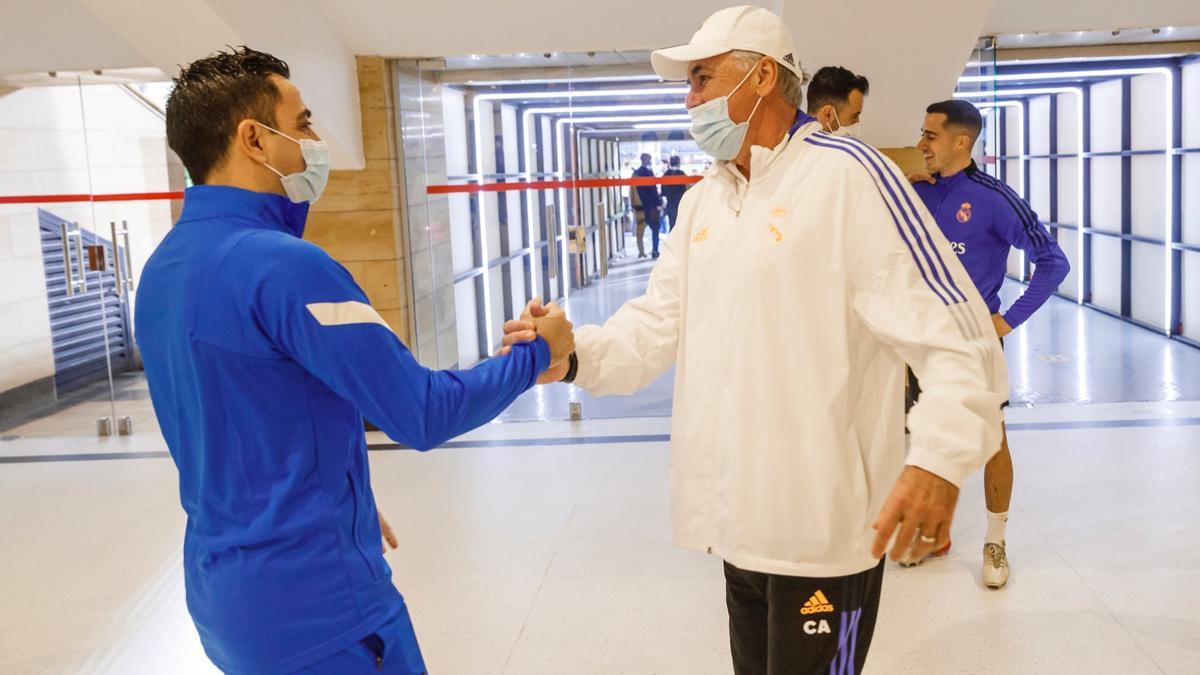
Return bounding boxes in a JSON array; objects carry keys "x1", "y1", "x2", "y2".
[
  {"x1": 1, "y1": 417, "x2": 1197, "y2": 465},
  {"x1": 1005, "y1": 417, "x2": 1200, "y2": 431},
  {"x1": 366, "y1": 433, "x2": 672, "y2": 451},
  {"x1": 0, "y1": 451, "x2": 170, "y2": 464}
]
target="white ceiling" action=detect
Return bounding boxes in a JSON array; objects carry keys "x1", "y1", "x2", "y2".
[
  {"x1": 442, "y1": 51, "x2": 655, "y2": 71},
  {"x1": 983, "y1": 0, "x2": 1200, "y2": 35},
  {"x1": 994, "y1": 27, "x2": 1200, "y2": 49},
  {"x1": 1, "y1": 0, "x2": 1198, "y2": 163},
  {"x1": 313, "y1": 0, "x2": 783, "y2": 58},
  {"x1": 0, "y1": 0, "x2": 148, "y2": 74},
  {"x1": 5, "y1": 1, "x2": 1198, "y2": 77}
]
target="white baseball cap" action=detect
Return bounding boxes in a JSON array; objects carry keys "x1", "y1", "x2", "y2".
[{"x1": 650, "y1": 5, "x2": 803, "y2": 82}]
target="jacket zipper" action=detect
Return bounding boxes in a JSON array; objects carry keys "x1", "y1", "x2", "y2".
[
  {"x1": 346, "y1": 472, "x2": 378, "y2": 576},
  {"x1": 708, "y1": 188, "x2": 745, "y2": 555}
]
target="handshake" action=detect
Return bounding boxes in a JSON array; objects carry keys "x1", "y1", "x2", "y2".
[{"x1": 499, "y1": 298, "x2": 576, "y2": 384}]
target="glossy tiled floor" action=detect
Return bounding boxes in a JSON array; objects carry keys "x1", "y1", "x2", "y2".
[{"x1": 1, "y1": 243, "x2": 1198, "y2": 674}]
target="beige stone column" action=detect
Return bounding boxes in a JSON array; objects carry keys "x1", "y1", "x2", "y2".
[
  {"x1": 879, "y1": 147, "x2": 926, "y2": 178},
  {"x1": 304, "y1": 56, "x2": 411, "y2": 346}
]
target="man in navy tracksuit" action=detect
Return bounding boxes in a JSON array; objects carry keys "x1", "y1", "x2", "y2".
[
  {"x1": 632, "y1": 153, "x2": 664, "y2": 258},
  {"x1": 135, "y1": 48, "x2": 573, "y2": 674},
  {"x1": 903, "y1": 100, "x2": 1069, "y2": 588},
  {"x1": 660, "y1": 155, "x2": 689, "y2": 233}
]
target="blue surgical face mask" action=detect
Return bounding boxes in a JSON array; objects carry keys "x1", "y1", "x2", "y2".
[
  {"x1": 258, "y1": 122, "x2": 330, "y2": 204},
  {"x1": 688, "y1": 67, "x2": 763, "y2": 161}
]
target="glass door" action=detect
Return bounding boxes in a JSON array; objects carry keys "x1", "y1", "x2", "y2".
[
  {"x1": 0, "y1": 69, "x2": 178, "y2": 438},
  {"x1": 75, "y1": 70, "x2": 180, "y2": 439}
]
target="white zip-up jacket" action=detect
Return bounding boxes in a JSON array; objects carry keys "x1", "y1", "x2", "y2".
[{"x1": 573, "y1": 122, "x2": 1008, "y2": 577}]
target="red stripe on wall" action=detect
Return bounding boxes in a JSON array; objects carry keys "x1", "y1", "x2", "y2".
[
  {"x1": 425, "y1": 175, "x2": 703, "y2": 195},
  {"x1": 0, "y1": 191, "x2": 185, "y2": 205}
]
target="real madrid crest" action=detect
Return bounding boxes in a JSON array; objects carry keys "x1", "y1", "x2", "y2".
[
  {"x1": 956, "y1": 202, "x2": 972, "y2": 223},
  {"x1": 767, "y1": 207, "x2": 786, "y2": 244}
]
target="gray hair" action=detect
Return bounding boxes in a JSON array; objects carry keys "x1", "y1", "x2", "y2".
[{"x1": 727, "y1": 49, "x2": 804, "y2": 109}]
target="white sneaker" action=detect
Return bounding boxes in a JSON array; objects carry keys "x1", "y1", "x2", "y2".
[{"x1": 982, "y1": 542, "x2": 1010, "y2": 588}]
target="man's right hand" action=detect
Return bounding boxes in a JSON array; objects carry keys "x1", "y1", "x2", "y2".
[
  {"x1": 500, "y1": 298, "x2": 575, "y2": 383},
  {"x1": 907, "y1": 171, "x2": 936, "y2": 185},
  {"x1": 534, "y1": 301, "x2": 574, "y2": 366},
  {"x1": 872, "y1": 466, "x2": 959, "y2": 561}
]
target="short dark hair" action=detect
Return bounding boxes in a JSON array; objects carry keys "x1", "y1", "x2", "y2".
[
  {"x1": 926, "y1": 99, "x2": 983, "y2": 143},
  {"x1": 669, "y1": 155, "x2": 681, "y2": 167},
  {"x1": 166, "y1": 46, "x2": 291, "y2": 184},
  {"x1": 805, "y1": 66, "x2": 869, "y2": 114}
]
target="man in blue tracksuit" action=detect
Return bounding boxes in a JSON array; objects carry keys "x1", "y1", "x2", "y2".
[
  {"x1": 903, "y1": 99, "x2": 1069, "y2": 588},
  {"x1": 135, "y1": 48, "x2": 574, "y2": 674}
]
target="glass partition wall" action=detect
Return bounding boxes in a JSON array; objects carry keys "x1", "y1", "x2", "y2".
[{"x1": 394, "y1": 52, "x2": 698, "y2": 367}]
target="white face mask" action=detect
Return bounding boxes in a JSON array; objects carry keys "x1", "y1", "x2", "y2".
[
  {"x1": 829, "y1": 108, "x2": 862, "y2": 139},
  {"x1": 825, "y1": 106, "x2": 864, "y2": 138},
  {"x1": 258, "y1": 122, "x2": 330, "y2": 204},
  {"x1": 688, "y1": 66, "x2": 764, "y2": 161}
]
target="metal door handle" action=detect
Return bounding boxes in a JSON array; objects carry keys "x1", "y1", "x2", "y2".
[
  {"x1": 60, "y1": 223, "x2": 75, "y2": 297},
  {"x1": 74, "y1": 224, "x2": 88, "y2": 293},
  {"x1": 112, "y1": 220, "x2": 135, "y2": 291},
  {"x1": 122, "y1": 221, "x2": 134, "y2": 291},
  {"x1": 110, "y1": 222, "x2": 123, "y2": 292}
]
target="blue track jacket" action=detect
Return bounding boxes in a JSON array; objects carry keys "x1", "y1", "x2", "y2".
[
  {"x1": 913, "y1": 162, "x2": 1070, "y2": 328},
  {"x1": 135, "y1": 185, "x2": 549, "y2": 673}
]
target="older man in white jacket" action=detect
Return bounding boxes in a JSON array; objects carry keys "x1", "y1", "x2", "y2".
[{"x1": 504, "y1": 6, "x2": 1006, "y2": 674}]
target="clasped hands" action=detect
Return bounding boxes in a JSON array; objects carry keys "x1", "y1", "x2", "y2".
[{"x1": 498, "y1": 298, "x2": 576, "y2": 384}]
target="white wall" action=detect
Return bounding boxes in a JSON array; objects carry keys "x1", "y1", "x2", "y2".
[
  {"x1": 441, "y1": 87, "x2": 480, "y2": 367},
  {"x1": 1028, "y1": 96, "x2": 1051, "y2": 222},
  {"x1": 1130, "y1": 74, "x2": 1168, "y2": 241},
  {"x1": 1057, "y1": 92, "x2": 1082, "y2": 300},
  {"x1": 1057, "y1": 92, "x2": 1081, "y2": 225},
  {"x1": 1003, "y1": 107, "x2": 1024, "y2": 279},
  {"x1": 540, "y1": 116, "x2": 559, "y2": 300},
  {"x1": 1085, "y1": 80, "x2": 1122, "y2": 310},
  {"x1": 1057, "y1": 229, "x2": 1081, "y2": 301},
  {"x1": 1184, "y1": 252, "x2": 1200, "y2": 341},
  {"x1": 1183, "y1": 63, "x2": 1200, "y2": 248},
  {"x1": 0, "y1": 206, "x2": 54, "y2": 395},
  {"x1": 985, "y1": 62, "x2": 1200, "y2": 335},
  {"x1": 1090, "y1": 80, "x2": 1123, "y2": 235},
  {"x1": 501, "y1": 103, "x2": 527, "y2": 314},
  {"x1": 1181, "y1": 62, "x2": 1200, "y2": 340},
  {"x1": 1029, "y1": 96, "x2": 1051, "y2": 156},
  {"x1": 1091, "y1": 236, "x2": 1123, "y2": 313},
  {"x1": 475, "y1": 101, "x2": 505, "y2": 349},
  {"x1": 1131, "y1": 242, "x2": 1165, "y2": 327}
]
